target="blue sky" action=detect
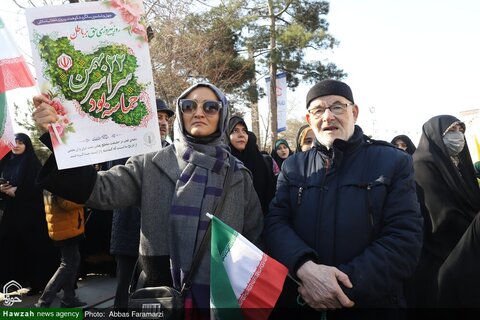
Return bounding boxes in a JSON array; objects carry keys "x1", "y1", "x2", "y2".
[
  {"x1": 253, "y1": 0, "x2": 480, "y2": 146},
  {"x1": 2, "y1": 0, "x2": 480, "y2": 146},
  {"x1": 320, "y1": 0, "x2": 480, "y2": 142}
]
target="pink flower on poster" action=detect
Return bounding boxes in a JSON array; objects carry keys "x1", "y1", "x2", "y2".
[
  {"x1": 107, "y1": 0, "x2": 147, "y2": 42},
  {"x1": 43, "y1": 91, "x2": 75, "y2": 144}
]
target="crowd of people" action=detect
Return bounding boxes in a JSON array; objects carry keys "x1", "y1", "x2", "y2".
[{"x1": 0, "y1": 78, "x2": 479, "y2": 318}]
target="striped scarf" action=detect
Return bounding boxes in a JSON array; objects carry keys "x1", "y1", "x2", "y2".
[
  {"x1": 169, "y1": 82, "x2": 235, "y2": 315},
  {"x1": 169, "y1": 140, "x2": 230, "y2": 290}
]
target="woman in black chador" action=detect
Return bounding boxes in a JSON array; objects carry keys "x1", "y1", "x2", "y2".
[
  {"x1": 0, "y1": 133, "x2": 57, "y2": 294},
  {"x1": 227, "y1": 116, "x2": 276, "y2": 215},
  {"x1": 391, "y1": 134, "x2": 416, "y2": 155},
  {"x1": 410, "y1": 115, "x2": 480, "y2": 307}
]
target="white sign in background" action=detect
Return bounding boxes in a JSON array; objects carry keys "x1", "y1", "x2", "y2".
[
  {"x1": 26, "y1": 0, "x2": 160, "y2": 169},
  {"x1": 265, "y1": 72, "x2": 287, "y2": 133}
]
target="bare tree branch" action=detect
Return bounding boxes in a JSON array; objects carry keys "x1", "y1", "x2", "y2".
[
  {"x1": 12, "y1": 0, "x2": 27, "y2": 9},
  {"x1": 274, "y1": 0, "x2": 293, "y2": 18}
]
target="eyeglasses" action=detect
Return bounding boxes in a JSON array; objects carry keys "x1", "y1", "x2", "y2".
[
  {"x1": 308, "y1": 103, "x2": 353, "y2": 119},
  {"x1": 179, "y1": 99, "x2": 222, "y2": 116}
]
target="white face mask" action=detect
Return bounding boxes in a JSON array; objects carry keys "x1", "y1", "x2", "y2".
[{"x1": 443, "y1": 131, "x2": 465, "y2": 156}]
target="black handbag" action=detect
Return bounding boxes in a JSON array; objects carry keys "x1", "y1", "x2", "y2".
[
  {"x1": 128, "y1": 156, "x2": 236, "y2": 319},
  {"x1": 128, "y1": 286, "x2": 184, "y2": 319}
]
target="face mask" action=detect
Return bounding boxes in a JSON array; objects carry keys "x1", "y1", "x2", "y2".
[{"x1": 443, "y1": 131, "x2": 465, "y2": 156}]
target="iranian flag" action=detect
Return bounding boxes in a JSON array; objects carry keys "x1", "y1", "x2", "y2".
[
  {"x1": 208, "y1": 213, "x2": 288, "y2": 320},
  {"x1": 0, "y1": 17, "x2": 35, "y2": 159}
]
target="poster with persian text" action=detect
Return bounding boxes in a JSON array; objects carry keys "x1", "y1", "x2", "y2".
[{"x1": 25, "y1": 0, "x2": 160, "y2": 169}]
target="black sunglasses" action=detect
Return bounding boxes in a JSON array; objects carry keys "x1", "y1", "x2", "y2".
[{"x1": 179, "y1": 99, "x2": 222, "y2": 116}]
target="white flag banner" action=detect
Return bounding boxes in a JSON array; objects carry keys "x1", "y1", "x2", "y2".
[{"x1": 265, "y1": 72, "x2": 287, "y2": 133}]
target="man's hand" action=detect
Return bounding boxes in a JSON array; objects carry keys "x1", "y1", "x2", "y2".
[
  {"x1": 297, "y1": 260, "x2": 355, "y2": 310},
  {"x1": 32, "y1": 95, "x2": 58, "y2": 133}
]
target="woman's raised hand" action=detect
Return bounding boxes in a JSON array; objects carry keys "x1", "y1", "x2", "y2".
[{"x1": 32, "y1": 94, "x2": 58, "y2": 133}]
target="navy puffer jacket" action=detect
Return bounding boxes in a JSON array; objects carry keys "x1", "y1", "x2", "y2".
[{"x1": 264, "y1": 126, "x2": 423, "y2": 307}]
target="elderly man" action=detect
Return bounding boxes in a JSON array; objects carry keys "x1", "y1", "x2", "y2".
[
  {"x1": 264, "y1": 80, "x2": 423, "y2": 316},
  {"x1": 155, "y1": 98, "x2": 175, "y2": 146}
]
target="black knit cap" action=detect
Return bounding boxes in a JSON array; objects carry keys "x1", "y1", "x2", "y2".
[{"x1": 306, "y1": 79, "x2": 354, "y2": 109}]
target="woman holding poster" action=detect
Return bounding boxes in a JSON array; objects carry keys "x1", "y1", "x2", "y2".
[{"x1": 32, "y1": 82, "x2": 263, "y2": 317}]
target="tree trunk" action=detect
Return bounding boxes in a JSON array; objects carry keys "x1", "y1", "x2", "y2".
[
  {"x1": 248, "y1": 48, "x2": 260, "y2": 144},
  {"x1": 268, "y1": 0, "x2": 278, "y2": 150},
  {"x1": 251, "y1": 100, "x2": 260, "y2": 144}
]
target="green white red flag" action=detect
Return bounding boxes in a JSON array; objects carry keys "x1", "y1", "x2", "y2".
[
  {"x1": 208, "y1": 213, "x2": 288, "y2": 320},
  {"x1": 0, "y1": 17, "x2": 35, "y2": 159}
]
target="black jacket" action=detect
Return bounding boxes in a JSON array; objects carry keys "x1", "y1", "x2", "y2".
[{"x1": 264, "y1": 126, "x2": 423, "y2": 307}]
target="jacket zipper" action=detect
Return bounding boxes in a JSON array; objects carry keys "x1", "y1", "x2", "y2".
[
  {"x1": 315, "y1": 157, "x2": 331, "y2": 254},
  {"x1": 325, "y1": 158, "x2": 331, "y2": 174},
  {"x1": 296, "y1": 158, "x2": 331, "y2": 206},
  {"x1": 366, "y1": 183, "x2": 378, "y2": 238},
  {"x1": 297, "y1": 187, "x2": 304, "y2": 206}
]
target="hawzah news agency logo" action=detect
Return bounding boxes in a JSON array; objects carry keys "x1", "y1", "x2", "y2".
[{"x1": 3, "y1": 280, "x2": 23, "y2": 306}]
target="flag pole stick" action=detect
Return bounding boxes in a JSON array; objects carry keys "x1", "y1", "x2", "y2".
[
  {"x1": 50, "y1": 122, "x2": 63, "y2": 145},
  {"x1": 287, "y1": 273, "x2": 302, "y2": 286}
]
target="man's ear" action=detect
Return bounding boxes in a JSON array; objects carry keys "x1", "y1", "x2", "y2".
[
  {"x1": 306, "y1": 112, "x2": 312, "y2": 126},
  {"x1": 352, "y1": 104, "x2": 359, "y2": 123}
]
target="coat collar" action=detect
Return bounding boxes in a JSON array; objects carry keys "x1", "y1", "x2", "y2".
[
  {"x1": 151, "y1": 145, "x2": 182, "y2": 183},
  {"x1": 314, "y1": 125, "x2": 365, "y2": 167}
]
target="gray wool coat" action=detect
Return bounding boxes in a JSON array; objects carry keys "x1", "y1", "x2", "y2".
[
  {"x1": 85, "y1": 144, "x2": 264, "y2": 287},
  {"x1": 107, "y1": 157, "x2": 140, "y2": 256},
  {"x1": 109, "y1": 138, "x2": 171, "y2": 256}
]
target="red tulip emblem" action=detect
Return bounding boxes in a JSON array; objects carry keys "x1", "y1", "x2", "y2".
[{"x1": 57, "y1": 53, "x2": 73, "y2": 71}]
